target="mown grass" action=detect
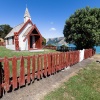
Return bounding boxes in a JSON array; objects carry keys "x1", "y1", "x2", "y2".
[
  {"x1": 43, "y1": 61, "x2": 100, "y2": 100},
  {"x1": 0, "y1": 46, "x2": 57, "y2": 58},
  {"x1": 0, "y1": 46, "x2": 58, "y2": 77}
]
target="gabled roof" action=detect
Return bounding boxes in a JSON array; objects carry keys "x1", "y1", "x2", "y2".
[
  {"x1": 5, "y1": 23, "x2": 24, "y2": 38},
  {"x1": 5, "y1": 19, "x2": 33, "y2": 38},
  {"x1": 23, "y1": 24, "x2": 42, "y2": 42},
  {"x1": 23, "y1": 26, "x2": 33, "y2": 36}
]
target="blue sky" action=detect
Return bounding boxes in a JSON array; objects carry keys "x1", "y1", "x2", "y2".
[{"x1": 0, "y1": 0, "x2": 100, "y2": 39}]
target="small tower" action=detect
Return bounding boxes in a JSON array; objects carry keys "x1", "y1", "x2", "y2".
[{"x1": 24, "y1": 7, "x2": 31, "y2": 23}]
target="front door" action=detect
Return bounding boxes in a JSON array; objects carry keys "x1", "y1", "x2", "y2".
[{"x1": 30, "y1": 36, "x2": 35, "y2": 49}]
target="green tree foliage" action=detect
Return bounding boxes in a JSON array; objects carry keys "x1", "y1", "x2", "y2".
[
  {"x1": 42, "y1": 37, "x2": 46, "y2": 46},
  {"x1": 63, "y1": 7, "x2": 100, "y2": 49},
  {"x1": 0, "y1": 24, "x2": 12, "y2": 39}
]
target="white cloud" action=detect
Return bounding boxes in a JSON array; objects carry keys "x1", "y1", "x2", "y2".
[{"x1": 49, "y1": 28, "x2": 56, "y2": 31}]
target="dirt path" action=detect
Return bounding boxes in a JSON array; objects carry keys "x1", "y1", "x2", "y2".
[{"x1": 1, "y1": 55, "x2": 99, "y2": 100}]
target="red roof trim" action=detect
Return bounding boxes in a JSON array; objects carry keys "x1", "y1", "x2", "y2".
[
  {"x1": 17, "y1": 19, "x2": 33, "y2": 35},
  {"x1": 23, "y1": 26, "x2": 34, "y2": 42},
  {"x1": 34, "y1": 24, "x2": 42, "y2": 37},
  {"x1": 23, "y1": 25, "x2": 42, "y2": 42}
]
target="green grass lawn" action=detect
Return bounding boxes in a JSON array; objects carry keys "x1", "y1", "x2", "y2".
[
  {"x1": 43, "y1": 61, "x2": 100, "y2": 100},
  {"x1": 0, "y1": 46, "x2": 59, "y2": 77},
  {"x1": 0, "y1": 46, "x2": 58, "y2": 58}
]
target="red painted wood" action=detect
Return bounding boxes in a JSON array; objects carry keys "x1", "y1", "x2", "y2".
[
  {"x1": 14, "y1": 32, "x2": 19, "y2": 51},
  {"x1": 54, "y1": 54, "x2": 56, "y2": 72},
  {"x1": 4, "y1": 57, "x2": 10, "y2": 91},
  {"x1": 70, "y1": 52, "x2": 73, "y2": 66},
  {"x1": 55, "y1": 54, "x2": 58, "y2": 71},
  {"x1": 12, "y1": 56, "x2": 17, "y2": 89},
  {"x1": 59, "y1": 53, "x2": 61, "y2": 70},
  {"x1": 63, "y1": 53, "x2": 65, "y2": 69},
  {"x1": 48, "y1": 54, "x2": 51, "y2": 75},
  {"x1": 52, "y1": 54, "x2": 55, "y2": 73},
  {"x1": 66, "y1": 52, "x2": 68, "y2": 67},
  {"x1": 0, "y1": 62, "x2": 3, "y2": 97},
  {"x1": 27, "y1": 56, "x2": 31, "y2": 84},
  {"x1": 61, "y1": 53, "x2": 63, "y2": 69},
  {"x1": 58, "y1": 53, "x2": 61, "y2": 70},
  {"x1": 20, "y1": 56, "x2": 25, "y2": 86},
  {"x1": 44, "y1": 54, "x2": 47, "y2": 76},
  {"x1": 51, "y1": 54, "x2": 54, "y2": 74},
  {"x1": 57, "y1": 53, "x2": 60, "y2": 71},
  {"x1": 68, "y1": 52, "x2": 70, "y2": 66},
  {"x1": 73, "y1": 52, "x2": 74, "y2": 65},
  {"x1": 53, "y1": 54, "x2": 56, "y2": 73},
  {"x1": 62, "y1": 53, "x2": 65, "y2": 68},
  {"x1": 32, "y1": 56, "x2": 35, "y2": 81},
  {"x1": 37, "y1": 55, "x2": 41, "y2": 79}
]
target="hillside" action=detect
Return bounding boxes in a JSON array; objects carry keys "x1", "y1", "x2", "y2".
[{"x1": 46, "y1": 37, "x2": 67, "y2": 46}]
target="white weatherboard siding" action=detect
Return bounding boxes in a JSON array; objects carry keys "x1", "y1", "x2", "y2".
[
  {"x1": 19, "y1": 23, "x2": 32, "y2": 50},
  {"x1": 6, "y1": 37, "x2": 15, "y2": 50},
  {"x1": 79, "y1": 49, "x2": 84, "y2": 62},
  {"x1": 6, "y1": 44, "x2": 15, "y2": 50}
]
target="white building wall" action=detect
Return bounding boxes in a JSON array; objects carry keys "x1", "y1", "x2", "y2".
[
  {"x1": 79, "y1": 49, "x2": 84, "y2": 62},
  {"x1": 6, "y1": 37, "x2": 15, "y2": 50},
  {"x1": 19, "y1": 23, "x2": 32, "y2": 50}
]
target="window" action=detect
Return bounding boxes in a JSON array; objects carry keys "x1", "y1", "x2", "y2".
[{"x1": 7, "y1": 38, "x2": 9, "y2": 45}]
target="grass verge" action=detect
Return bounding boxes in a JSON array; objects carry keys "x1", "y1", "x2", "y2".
[{"x1": 43, "y1": 61, "x2": 100, "y2": 100}]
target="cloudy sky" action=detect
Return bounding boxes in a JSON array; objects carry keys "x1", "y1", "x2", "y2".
[{"x1": 0, "y1": 0, "x2": 100, "y2": 38}]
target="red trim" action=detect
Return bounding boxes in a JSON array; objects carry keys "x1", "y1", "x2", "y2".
[
  {"x1": 23, "y1": 26, "x2": 35, "y2": 42},
  {"x1": 23, "y1": 25, "x2": 42, "y2": 42},
  {"x1": 17, "y1": 19, "x2": 33, "y2": 35},
  {"x1": 34, "y1": 24, "x2": 42, "y2": 37},
  {"x1": 14, "y1": 32, "x2": 19, "y2": 51}
]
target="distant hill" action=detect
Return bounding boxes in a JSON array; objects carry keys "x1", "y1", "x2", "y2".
[{"x1": 46, "y1": 37, "x2": 68, "y2": 46}]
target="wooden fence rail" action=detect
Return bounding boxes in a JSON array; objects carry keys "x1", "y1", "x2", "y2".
[
  {"x1": 84, "y1": 49, "x2": 95, "y2": 59},
  {"x1": 0, "y1": 49, "x2": 95, "y2": 97}
]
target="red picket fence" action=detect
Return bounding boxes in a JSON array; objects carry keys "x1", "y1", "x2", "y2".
[
  {"x1": 84, "y1": 49, "x2": 95, "y2": 59},
  {"x1": 0, "y1": 50, "x2": 92, "y2": 97},
  {"x1": 0, "y1": 51, "x2": 79, "y2": 96},
  {"x1": 43, "y1": 45, "x2": 56, "y2": 50}
]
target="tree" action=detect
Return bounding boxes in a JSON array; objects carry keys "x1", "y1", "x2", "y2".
[
  {"x1": 63, "y1": 6, "x2": 100, "y2": 49},
  {"x1": 0, "y1": 24, "x2": 12, "y2": 39},
  {"x1": 42, "y1": 37, "x2": 46, "y2": 46}
]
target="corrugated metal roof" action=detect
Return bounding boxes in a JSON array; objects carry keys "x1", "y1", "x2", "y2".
[
  {"x1": 5, "y1": 23, "x2": 24, "y2": 38},
  {"x1": 23, "y1": 26, "x2": 33, "y2": 36}
]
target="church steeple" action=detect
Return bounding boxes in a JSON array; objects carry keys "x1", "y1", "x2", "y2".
[{"x1": 24, "y1": 7, "x2": 31, "y2": 23}]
